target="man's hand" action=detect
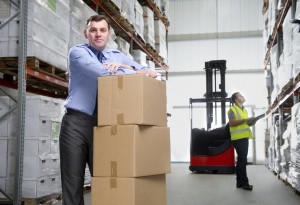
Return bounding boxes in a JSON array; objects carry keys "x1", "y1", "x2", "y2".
[
  {"x1": 136, "y1": 69, "x2": 158, "y2": 78},
  {"x1": 103, "y1": 62, "x2": 133, "y2": 73}
]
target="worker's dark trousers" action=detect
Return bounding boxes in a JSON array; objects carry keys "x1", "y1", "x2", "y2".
[
  {"x1": 232, "y1": 138, "x2": 249, "y2": 186},
  {"x1": 59, "y1": 109, "x2": 97, "y2": 205}
]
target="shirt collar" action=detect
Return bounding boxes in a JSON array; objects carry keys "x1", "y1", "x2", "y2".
[
  {"x1": 87, "y1": 44, "x2": 108, "y2": 59},
  {"x1": 235, "y1": 104, "x2": 244, "y2": 110}
]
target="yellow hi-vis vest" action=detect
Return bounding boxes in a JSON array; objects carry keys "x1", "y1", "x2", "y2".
[{"x1": 229, "y1": 104, "x2": 253, "y2": 141}]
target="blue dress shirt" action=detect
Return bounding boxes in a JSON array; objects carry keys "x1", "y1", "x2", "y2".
[{"x1": 64, "y1": 43, "x2": 149, "y2": 116}]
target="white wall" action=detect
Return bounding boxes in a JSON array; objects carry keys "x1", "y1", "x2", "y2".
[{"x1": 167, "y1": 0, "x2": 266, "y2": 163}]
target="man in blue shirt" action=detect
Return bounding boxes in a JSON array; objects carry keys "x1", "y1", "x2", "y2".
[{"x1": 59, "y1": 15, "x2": 157, "y2": 205}]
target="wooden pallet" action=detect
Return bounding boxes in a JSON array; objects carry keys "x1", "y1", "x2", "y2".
[
  {"x1": 277, "y1": 79, "x2": 293, "y2": 99},
  {"x1": 117, "y1": 15, "x2": 135, "y2": 32},
  {"x1": 145, "y1": 43, "x2": 157, "y2": 55},
  {"x1": 0, "y1": 57, "x2": 68, "y2": 81},
  {"x1": 22, "y1": 193, "x2": 61, "y2": 205},
  {"x1": 135, "y1": 33, "x2": 146, "y2": 44}
]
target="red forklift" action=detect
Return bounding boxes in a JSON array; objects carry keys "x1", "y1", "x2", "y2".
[{"x1": 189, "y1": 60, "x2": 235, "y2": 173}]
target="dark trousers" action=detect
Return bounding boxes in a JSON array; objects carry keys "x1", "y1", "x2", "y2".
[
  {"x1": 232, "y1": 138, "x2": 249, "y2": 186},
  {"x1": 59, "y1": 109, "x2": 97, "y2": 205}
]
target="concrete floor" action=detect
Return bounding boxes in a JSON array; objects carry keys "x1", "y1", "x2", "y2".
[{"x1": 58, "y1": 163, "x2": 300, "y2": 205}]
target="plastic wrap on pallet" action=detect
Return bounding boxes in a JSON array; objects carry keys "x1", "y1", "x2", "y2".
[
  {"x1": 291, "y1": 102, "x2": 300, "y2": 122},
  {"x1": 153, "y1": 0, "x2": 161, "y2": 10},
  {"x1": 282, "y1": 8, "x2": 293, "y2": 58},
  {"x1": 106, "y1": 28, "x2": 119, "y2": 50},
  {"x1": 277, "y1": 63, "x2": 293, "y2": 93},
  {"x1": 115, "y1": 36, "x2": 130, "y2": 56},
  {"x1": 280, "y1": 122, "x2": 292, "y2": 165},
  {"x1": 135, "y1": 1, "x2": 145, "y2": 41},
  {"x1": 154, "y1": 20, "x2": 168, "y2": 61},
  {"x1": 0, "y1": 0, "x2": 70, "y2": 71},
  {"x1": 131, "y1": 49, "x2": 148, "y2": 67},
  {"x1": 111, "y1": 0, "x2": 122, "y2": 10},
  {"x1": 296, "y1": 0, "x2": 300, "y2": 19},
  {"x1": 274, "y1": 158, "x2": 282, "y2": 173},
  {"x1": 289, "y1": 166, "x2": 300, "y2": 192},
  {"x1": 143, "y1": 6, "x2": 155, "y2": 48},
  {"x1": 147, "y1": 60, "x2": 155, "y2": 69},
  {"x1": 268, "y1": 0, "x2": 276, "y2": 37},
  {"x1": 49, "y1": 174, "x2": 62, "y2": 194},
  {"x1": 161, "y1": 0, "x2": 169, "y2": 16},
  {"x1": 69, "y1": 0, "x2": 97, "y2": 49},
  {"x1": 292, "y1": 25, "x2": 300, "y2": 76},
  {"x1": 2, "y1": 95, "x2": 65, "y2": 198},
  {"x1": 267, "y1": 145, "x2": 275, "y2": 170},
  {"x1": 121, "y1": 0, "x2": 135, "y2": 25}
]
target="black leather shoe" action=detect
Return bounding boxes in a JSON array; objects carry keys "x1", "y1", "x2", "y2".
[
  {"x1": 242, "y1": 184, "x2": 253, "y2": 191},
  {"x1": 236, "y1": 184, "x2": 253, "y2": 191}
]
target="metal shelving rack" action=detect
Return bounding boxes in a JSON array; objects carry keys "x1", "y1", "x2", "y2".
[
  {"x1": 264, "y1": 0, "x2": 300, "y2": 118},
  {"x1": 0, "y1": 0, "x2": 170, "y2": 204},
  {"x1": 263, "y1": 0, "x2": 300, "y2": 188}
]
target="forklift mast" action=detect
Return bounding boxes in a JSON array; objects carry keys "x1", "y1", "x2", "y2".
[{"x1": 204, "y1": 60, "x2": 228, "y2": 130}]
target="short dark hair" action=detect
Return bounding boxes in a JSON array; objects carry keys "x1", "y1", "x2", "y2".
[
  {"x1": 86, "y1": 14, "x2": 111, "y2": 30},
  {"x1": 231, "y1": 92, "x2": 239, "y2": 104}
]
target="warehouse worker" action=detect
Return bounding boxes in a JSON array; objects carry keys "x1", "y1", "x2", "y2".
[
  {"x1": 228, "y1": 92, "x2": 256, "y2": 191},
  {"x1": 59, "y1": 14, "x2": 157, "y2": 205}
]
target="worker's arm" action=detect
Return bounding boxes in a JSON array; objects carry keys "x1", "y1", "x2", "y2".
[
  {"x1": 228, "y1": 118, "x2": 248, "y2": 127},
  {"x1": 227, "y1": 108, "x2": 249, "y2": 127}
]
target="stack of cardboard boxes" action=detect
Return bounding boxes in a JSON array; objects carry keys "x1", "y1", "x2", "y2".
[{"x1": 92, "y1": 74, "x2": 170, "y2": 205}]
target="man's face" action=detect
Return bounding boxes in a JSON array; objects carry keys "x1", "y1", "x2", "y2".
[
  {"x1": 236, "y1": 93, "x2": 245, "y2": 104},
  {"x1": 84, "y1": 20, "x2": 111, "y2": 51}
]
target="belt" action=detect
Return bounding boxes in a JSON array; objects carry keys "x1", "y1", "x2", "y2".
[{"x1": 66, "y1": 108, "x2": 97, "y2": 119}]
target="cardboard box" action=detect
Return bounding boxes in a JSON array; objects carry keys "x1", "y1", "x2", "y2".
[
  {"x1": 91, "y1": 175, "x2": 166, "y2": 205},
  {"x1": 97, "y1": 74, "x2": 167, "y2": 127},
  {"x1": 93, "y1": 125, "x2": 170, "y2": 177}
]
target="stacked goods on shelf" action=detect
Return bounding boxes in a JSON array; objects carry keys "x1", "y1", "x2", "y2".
[
  {"x1": 0, "y1": 96, "x2": 65, "y2": 198},
  {"x1": 161, "y1": 0, "x2": 169, "y2": 16},
  {"x1": 147, "y1": 60, "x2": 156, "y2": 69},
  {"x1": 288, "y1": 103, "x2": 300, "y2": 191},
  {"x1": 267, "y1": 1, "x2": 300, "y2": 103},
  {"x1": 154, "y1": 20, "x2": 168, "y2": 62},
  {"x1": 279, "y1": 122, "x2": 292, "y2": 180},
  {"x1": 121, "y1": 0, "x2": 135, "y2": 26},
  {"x1": 143, "y1": 6, "x2": 155, "y2": 49},
  {"x1": 270, "y1": 44, "x2": 279, "y2": 104},
  {"x1": 262, "y1": 0, "x2": 276, "y2": 49},
  {"x1": 92, "y1": 74, "x2": 170, "y2": 205},
  {"x1": 111, "y1": 0, "x2": 122, "y2": 10},
  {"x1": 69, "y1": 0, "x2": 118, "y2": 50},
  {"x1": 267, "y1": 121, "x2": 282, "y2": 172},
  {"x1": 134, "y1": 1, "x2": 145, "y2": 41},
  {"x1": 131, "y1": 49, "x2": 147, "y2": 66},
  {"x1": 115, "y1": 36, "x2": 132, "y2": 59},
  {"x1": 0, "y1": 0, "x2": 70, "y2": 71},
  {"x1": 277, "y1": 8, "x2": 293, "y2": 92},
  {"x1": 153, "y1": 0, "x2": 161, "y2": 9},
  {"x1": 293, "y1": 0, "x2": 300, "y2": 77},
  {"x1": 69, "y1": 0, "x2": 96, "y2": 48}
]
